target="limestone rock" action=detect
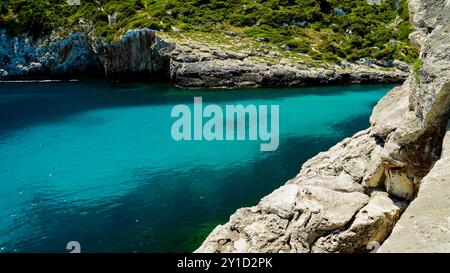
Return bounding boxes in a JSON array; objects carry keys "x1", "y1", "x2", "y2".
[
  {"x1": 259, "y1": 184, "x2": 299, "y2": 219},
  {"x1": 169, "y1": 56, "x2": 407, "y2": 88},
  {"x1": 370, "y1": 82, "x2": 411, "y2": 139},
  {"x1": 379, "y1": 122, "x2": 450, "y2": 253},
  {"x1": 312, "y1": 191, "x2": 407, "y2": 253},
  {"x1": 97, "y1": 29, "x2": 174, "y2": 76},
  {"x1": 343, "y1": 157, "x2": 368, "y2": 182},
  {"x1": 384, "y1": 169, "x2": 415, "y2": 200},
  {"x1": 362, "y1": 146, "x2": 386, "y2": 188},
  {"x1": 291, "y1": 172, "x2": 364, "y2": 193},
  {"x1": 196, "y1": 186, "x2": 369, "y2": 253},
  {"x1": 297, "y1": 186, "x2": 369, "y2": 231}
]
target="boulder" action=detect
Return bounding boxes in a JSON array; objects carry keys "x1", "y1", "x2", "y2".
[{"x1": 312, "y1": 191, "x2": 407, "y2": 253}]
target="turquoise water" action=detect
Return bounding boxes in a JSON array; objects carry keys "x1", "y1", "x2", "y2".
[{"x1": 0, "y1": 82, "x2": 392, "y2": 253}]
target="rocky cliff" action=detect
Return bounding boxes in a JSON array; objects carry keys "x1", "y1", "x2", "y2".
[
  {"x1": 97, "y1": 29, "x2": 174, "y2": 77},
  {"x1": 0, "y1": 27, "x2": 408, "y2": 86},
  {"x1": 166, "y1": 39, "x2": 408, "y2": 88},
  {"x1": 0, "y1": 30, "x2": 102, "y2": 78},
  {"x1": 197, "y1": 0, "x2": 450, "y2": 253},
  {"x1": 0, "y1": 28, "x2": 173, "y2": 79}
]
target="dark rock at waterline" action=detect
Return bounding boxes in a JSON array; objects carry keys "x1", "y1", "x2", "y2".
[{"x1": 97, "y1": 29, "x2": 174, "y2": 78}]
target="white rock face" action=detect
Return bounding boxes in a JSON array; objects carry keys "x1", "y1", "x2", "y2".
[
  {"x1": 379, "y1": 122, "x2": 450, "y2": 253},
  {"x1": 259, "y1": 184, "x2": 299, "y2": 219},
  {"x1": 294, "y1": 172, "x2": 364, "y2": 193},
  {"x1": 370, "y1": 84, "x2": 411, "y2": 138},
  {"x1": 312, "y1": 191, "x2": 407, "y2": 253}
]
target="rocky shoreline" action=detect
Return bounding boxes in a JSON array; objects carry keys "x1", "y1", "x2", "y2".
[
  {"x1": 169, "y1": 50, "x2": 408, "y2": 88},
  {"x1": 197, "y1": 0, "x2": 450, "y2": 253},
  {"x1": 0, "y1": 28, "x2": 409, "y2": 88},
  {"x1": 1, "y1": 0, "x2": 448, "y2": 254}
]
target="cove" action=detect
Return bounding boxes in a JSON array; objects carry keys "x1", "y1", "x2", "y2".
[{"x1": 0, "y1": 82, "x2": 393, "y2": 253}]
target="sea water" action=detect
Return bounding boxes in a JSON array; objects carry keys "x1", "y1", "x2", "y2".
[{"x1": 0, "y1": 82, "x2": 392, "y2": 252}]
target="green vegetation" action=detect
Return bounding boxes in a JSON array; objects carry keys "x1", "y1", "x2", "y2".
[
  {"x1": 412, "y1": 57, "x2": 423, "y2": 82},
  {"x1": 0, "y1": 0, "x2": 417, "y2": 63}
]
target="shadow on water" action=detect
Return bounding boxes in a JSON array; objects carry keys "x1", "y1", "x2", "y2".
[
  {"x1": 0, "y1": 82, "x2": 391, "y2": 253},
  {"x1": 0, "y1": 82, "x2": 393, "y2": 137},
  {"x1": 330, "y1": 102, "x2": 378, "y2": 137},
  {"x1": 8, "y1": 114, "x2": 370, "y2": 253}
]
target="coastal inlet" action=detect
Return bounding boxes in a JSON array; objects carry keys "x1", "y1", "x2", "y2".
[{"x1": 0, "y1": 82, "x2": 392, "y2": 252}]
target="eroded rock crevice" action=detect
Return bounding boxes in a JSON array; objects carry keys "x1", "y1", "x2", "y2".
[{"x1": 379, "y1": 121, "x2": 450, "y2": 252}]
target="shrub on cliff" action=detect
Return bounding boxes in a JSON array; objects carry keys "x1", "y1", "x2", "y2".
[{"x1": 0, "y1": 0, "x2": 417, "y2": 64}]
